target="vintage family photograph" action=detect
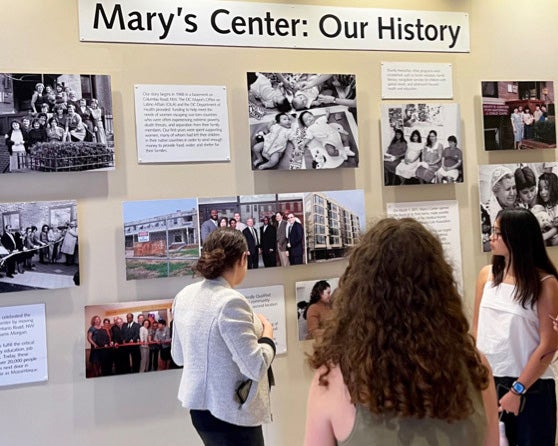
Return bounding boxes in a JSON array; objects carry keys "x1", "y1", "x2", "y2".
[
  {"x1": 123, "y1": 198, "x2": 200, "y2": 280},
  {"x1": 0, "y1": 200, "x2": 79, "y2": 293},
  {"x1": 479, "y1": 162, "x2": 558, "y2": 251},
  {"x1": 0, "y1": 72, "x2": 114, "y2": 174},
  {"x1": 85, "y1": 299, "x2": 179, "y2": 378},
  {"x1": 295, "y1": 277, "x2": 339, "y2": 341},
  {"x1": 481, "y1": 80, "x2": 556, "y2": 151},
  {"x1": 381, "y1": 103, "x2": 462, "y2": 186},
  {"x1": 247, "y1": 72, "x2": 358, "y2": 170}
]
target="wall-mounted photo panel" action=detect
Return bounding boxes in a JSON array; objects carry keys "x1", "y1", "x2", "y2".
[
  {"x1": 481, "y1": 81, "x2": 556, "y2": 151},
  {"x1": 238, "y1": 285, "x2": 286, "y2": 354},
  {"x1": 295, "y1": 277, "x2": 339, "y2": 341},
  {"x1": 381, "y1": 103, "x2": 461, "y2": 185},
  {"x1": 84, "y1": 299, "x2": 178, "y2": 378},
  {"x1": 123, "y1": 198, "x2": 200, "y2": 281},
  {"x1": 0, "y1": 200, "x2": 79, "y2": 294},
  {"x1": 478, "y1": 162, "x2": 558, "y2": 252},
  {"x1": 247, "y1": 72, "x2": 358, "y2": 170},
  {"x1": 0, "y1": 303, "x2": 48, "y2": 387},
  {"x1": 0, "y1": 73, "x2": 114, "y2": 174},
  {"x1": 198, "y1": 189, "x2": 365, "y2": 268}
]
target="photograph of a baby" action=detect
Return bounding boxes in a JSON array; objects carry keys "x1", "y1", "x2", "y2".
[
  {"x1": 381, "y1": 103, "x2": 462, "y2": 186},
  {"x1": 247, "y1": 72, "x2": 358, "y2": 171},
  {"x1": 479, "y1": 162, "x2": 558, "y2": 251}
]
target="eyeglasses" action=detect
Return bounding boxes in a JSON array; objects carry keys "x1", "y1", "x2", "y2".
[{"x1": 491, "y1": 226, "x2": 502, "y2": 239}]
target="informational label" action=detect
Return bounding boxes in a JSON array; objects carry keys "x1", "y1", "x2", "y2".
[
  {"x1": 239, "y1": 285, "x2": 286, "y2": 354},
  {"x1": 78, "y1": 1, "x2": 470, "y2": 53},
  {"x1": 134, "y1": 84, "x2": 231, "y2": 163},
  {"x1": 381, "y1": 62, "x2": 453, "y2": 99},
  {"x1": 0, "y1": 303, "x2": 48, "y2": 387},
  {"x1": 386, "y1": 200, "x2": 463, "y2": 291}
]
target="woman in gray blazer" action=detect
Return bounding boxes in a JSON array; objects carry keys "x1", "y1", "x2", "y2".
[{"x1": 171, "y1": 228, "x2": 275, "y2": 446}]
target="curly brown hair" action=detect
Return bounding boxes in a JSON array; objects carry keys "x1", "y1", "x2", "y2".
[{"x1": 309, "y1": 218, "x2": 489, "y2": 421}]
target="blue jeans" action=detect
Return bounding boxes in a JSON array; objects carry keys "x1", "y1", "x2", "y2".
[
  {"x1": 190, "y1": 410, "x2": 264, "y2": 446},
  {"x1": 495, "y1": 377, "x2": 556, "y2": 446}
]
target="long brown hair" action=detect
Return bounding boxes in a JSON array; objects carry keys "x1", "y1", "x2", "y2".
[{"x1": 309, "y1": 218, "x2": 488, "y2": 421}]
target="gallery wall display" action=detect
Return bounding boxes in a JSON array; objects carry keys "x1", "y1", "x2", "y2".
[
  {"x1": 84, "y1": 299, "x2": 177, "y2": 378},
  {"x1": 481, "y1": 80, "x2": 556, "y2": 151},
  {"x1": 0, "y1": 200, "x2": 79, "y2": 294},
  {"x1": 381, "y1": 103, "x2": 461, "y2": 185},
  {"x1": 295, "y1": 277, "x2": 339, "y2": 341},
  {"x1": 0, "y1": 73, "x2": 114, "y2": 174},
  {"x1": 123, "y1": 198, "x2": 199, "y2": 281},
  {"x1": 247, "y1": 72, "x2": 358, "y2": 170},
  {"x1": 0, "y1": 303, "x2": 48, "y2": 387},
  {"x1": 478, "y1": 162, "x2": 558, "y2": 252}
]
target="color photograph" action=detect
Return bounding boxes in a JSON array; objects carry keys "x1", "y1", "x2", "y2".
[
  {"x1": 481, "y1": 80, "x2": 556, "y2": 150},
  {"x1": 247, "y1": 72, "x2": 358, "y2": 170},
  {"x1": 381, "y1": 103, "x2": 462, "y2": 185},
  {"x1": 0, "y1": 200, "x2": 79, "y2": 293},
  {"x1": 0, "y1": 73, "x2": 114, "y2": 174},
  {"x1": 123, "y1": 198, "x2": 200, "y2": 280},
  {"x1": 479, "y1": 162, "x2": 558, "y2": 251},
  {"x1": 295, "y1": 277, "x2": 339, "y2": 341},
  {"x1": 84, "y1": 299, "x2": 178, "y2": 378}
]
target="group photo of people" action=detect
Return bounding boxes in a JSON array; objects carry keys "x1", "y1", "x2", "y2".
[
  {"x1": 295, "y1": 277, "x2": 338, "y2": 341},
  {"x1": 0, "y1": 73, "x2": 114, "y2": 173},
  {"x1": 85, "y1": 300, "x2": 178, "y2": 378},
  {"x1": 0, "y1": 200, "x2": 79, "y2": 293},
  {"x1": 381, "y1": 103, "x2": 462, "y2": 185},
  {"x1": 247, "y1": 72, "x2": 359, "y2": 170},
  {"x1": 481, "y1": 80, "x2": 556, "y2": 151},
  {"x1": 479, "y1": 162, "x2": 558, "y2": 251}
]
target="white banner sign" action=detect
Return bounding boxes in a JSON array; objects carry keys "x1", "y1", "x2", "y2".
[
  {"x1": 0, "y1": 303, "x2": 48, "y2": 387},
  {"x1": 79, "y1": 1, "x2": 470, "y2": 53}
]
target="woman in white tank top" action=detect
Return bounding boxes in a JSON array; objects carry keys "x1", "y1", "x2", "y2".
[{"x1": 473, "y1": 208, "x2": 558, "y2": 446}]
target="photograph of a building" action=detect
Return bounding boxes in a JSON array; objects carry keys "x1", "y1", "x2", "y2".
[
  {"x1": 481, "y1": 81, "x2": 556, "y2": 150},
  {"x1": 123, "y1": 199, "x2": 199, "y2": 280}
]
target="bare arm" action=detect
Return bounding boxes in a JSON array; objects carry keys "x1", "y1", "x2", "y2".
[
  {"x1": 479, "y1": 353, "x2": 499, "y2": 446},
  {"x1": 499, "y1": 276, "x2": 558, "y2": 415},
  {"x1": 304, "y1": 370, "x2": 337, "y2": 446}
]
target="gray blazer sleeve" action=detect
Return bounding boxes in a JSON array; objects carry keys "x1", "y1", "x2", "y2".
[
  {"x1": 218, "y1": 296, "x2": 275, "y2": 382},
  {"x1": 170, "y1": 298, "x2": 184, "y2": 366}
]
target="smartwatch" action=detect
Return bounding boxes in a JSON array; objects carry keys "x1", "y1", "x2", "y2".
[{"x1": 511, "y1": 380, "x2": 526, "y2": 395}]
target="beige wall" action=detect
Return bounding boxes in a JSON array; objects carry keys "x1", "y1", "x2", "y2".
[{"x1": 2, "y1": 0, "x2": 557, "y2": 444}]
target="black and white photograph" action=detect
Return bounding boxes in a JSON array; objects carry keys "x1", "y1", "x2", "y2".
[
  {"x1": 123, "y1": 198, "x2": 200, "y2": 281},
  {"x1": 0, "y1": 200, "x2": 79, "y2": 293},
  {"x1": 481, "y1": 80, "x2": 556, "y2": 151},
  {"x1": 247, "y1": 72, "x2": 358, "y2": 170},
  {"x1": 0, "y1": 73, "x2": 114, "y2": 174},
  {"x1": 479, "y1": 162, "x2": 558, "y2": 252},
  {"x1": 295, "y1": 277, "x2": 339, "y2": 341},
  {"x1": 381, "y1": 103, "x2": 462, "y2": 185},
  {"x1": 85, "y1": 300, "x2": 179, "y2": 379},
  {"x1": 198, "y1": 193, "x2": 306, "y2": 267}
]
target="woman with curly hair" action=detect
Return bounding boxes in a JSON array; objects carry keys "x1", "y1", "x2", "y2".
[
  {"x1": 474, "y1": 208, "x2": 558, "y2": 445},
  {"x1": 171, "y1": 228, "x2": 276, "y2": 445},
  {"x1": 304, "y1": 280, "x2": 332, "y2": 340},
  {"x1": 305, "y1": 218, "x2": 498, "y2": 446}
]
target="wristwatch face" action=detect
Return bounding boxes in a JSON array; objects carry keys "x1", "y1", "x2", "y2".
[{"x1": 512, "y1": 381, "x2": 526, "y2": 394}]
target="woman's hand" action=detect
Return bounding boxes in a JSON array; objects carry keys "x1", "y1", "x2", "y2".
[
  {"x1": 257, "y1": 313, "x2": 273, "y2": 339},
  {"x1": 499, "y1": 391, "x2": 522, "y2": 416}
]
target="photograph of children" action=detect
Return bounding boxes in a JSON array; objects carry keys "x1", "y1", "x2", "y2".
[
  {"x1": 304, "y1": 189, "x2": 365, "y2": 262},
  {"x1": 478, "y1": 162, "x2": 558, "y2": 251},
  {"x1": 197, "y1": 193, "x2": 306, "y2": 267},
  {"x1": 381, "y1": 103, "x2": 462, "y2": 185},
  {"x1": 0, "y1": 200, "x2": 79, "y2": 293},
  {"x1": 295, "y1": 277, "x2": 339, "y2": 340},
  {"x1": 123, "y1": 198, "x2": 200, "y2": 280},
  {"x1": 0, "y1": 73, "x2": 114, "y2": 174},
  {"x1": 481, "y1": 81, "x2": 556, "y2": 151},
  {"x1": 85, "y1": 299, "x2": 178, "y2": 378},
  {"x1": 247, "y1": 72, "x2": 358, "y2": 170}
]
